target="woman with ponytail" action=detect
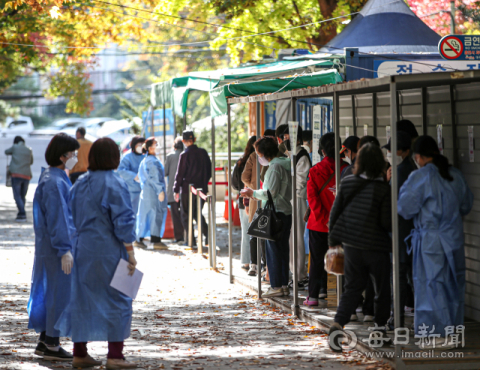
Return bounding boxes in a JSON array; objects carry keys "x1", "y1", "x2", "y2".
[{"x1": 398, "y1": 135, "x2": 474, "y2": 348}]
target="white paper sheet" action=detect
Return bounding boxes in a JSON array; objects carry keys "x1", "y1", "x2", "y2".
[{"x1": 110, "y1": 259, "x2": 143, "y2": 300}]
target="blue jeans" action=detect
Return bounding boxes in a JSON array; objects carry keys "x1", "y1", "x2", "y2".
[
  {"x1": 239, "y1": 208, "x2": 251, "y2": 265},
  {"x1": 12, "y1": 177, "x2": 29, "y2": 217},
  {"x1": 265, "y1": 213, "x2": 292, "y2": 288}
]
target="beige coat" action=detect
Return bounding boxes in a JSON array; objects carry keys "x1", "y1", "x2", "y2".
[{"x1": 241, "y1": 151, "x2": 260, "y2": 223}]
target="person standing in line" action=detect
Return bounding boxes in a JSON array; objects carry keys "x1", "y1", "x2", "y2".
[
  {"x1": 241, "y1": 136, "x2": 292, "y2": 298},
  {"x1": 301, "y1": 130, "x2": 313, "y2": 263},
  {"x1": 173, "y1": 130, "x2": 212, "y2": 247},
  {"x1": 135, "y1": 137, "x2": 168, "y2": 249},
  {"x1": 304, "y1": 133, "x2": 347, "y2": 306},
  {"x1": 58, "y1": 137, "x2": 138, "y2": 369},
  {"x1": 164, "y1": 137, "x2": 185, "y2": 243},
  {"x1": 339, "y1": 136, "x2": 359, "y2": 179},
  {"x1": 398, "y1": 135, "x2": 473, "y2": 347},
  {"x1": 28, "y1": 133, "x2": 79, "y2": 361},
  {"x1": 117, "y1": 136, "x2": 146, "y2": 218},
  {"x1": 283, "y1": 125, "x2": 311, "y2": 290},
  {"x1": 5, "y1": 136, "x2": 33, "y2": 222},
  {"x1": 232, "y1": 136, "x2": 256, "y2": 271},
  {"x1": 69, "y1": 127, "x2": 92, "y2": 185},
  {"x1": 328, "y1": 143, "x2": 392, "y2": 352},
  {"x1": 384, "y1": 130, "x2": 416, "y2": 330}
]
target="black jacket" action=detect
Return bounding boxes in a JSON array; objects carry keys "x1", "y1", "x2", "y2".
[
  {"x1": 328, "y1": 175, "x2": 392, "y2": 252},
  {"x1": 173, "y1": 145, "x2": 212, "y2": 194}
]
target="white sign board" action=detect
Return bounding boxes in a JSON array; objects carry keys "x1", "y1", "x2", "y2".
[
  {"x1": 375, "y1": 60, "x2": 480, "y2": 77},
  {"x1": 312, "y1": 106, "x2": 322, "y2": 165},
  {"x1": 437, "y1": 124, "x2": 444, "y2": 155}
]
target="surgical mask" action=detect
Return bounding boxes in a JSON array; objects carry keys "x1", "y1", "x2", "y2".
[
  {"x1": 135, "y1": 145, "x2": 143, "y2": 154},
  {"x1": 386, "y1": 152, "x2": 403, "y2": 166},
  {"x1": 343, "y1": 156, "x2": 352, "y2": 165},
  {"x1": 413, "y1": 155, "x2": 421, "y2": 169},
  {"x1": 155, "y1": 146, "x2": 161, "y2": 155},
  {"x1": 65, "y1": 156, "x2": 78, "y2": 170},
  {"x1": 258, "y1": 155, "x2": 269, "y2": 166}
]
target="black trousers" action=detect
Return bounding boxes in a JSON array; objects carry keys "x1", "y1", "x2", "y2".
[
  {"x1": 335, "y1": 246, "x2": 391, "y2": 327},
  {"x1": 180, "y1": 193, "x2": 208, "y2": 240},
  {"x1": 308, "y1": 230, "x2": 329, "y2": 298},
  {"x1": 169, "y1": 201, "x2": 185, "y2": 241},
  {"x1": 390, "y1": 256, "x2": 414, "y2": 324},
  {"x1": 39, "y1": 331, "x2": 59, "y2": 346}
]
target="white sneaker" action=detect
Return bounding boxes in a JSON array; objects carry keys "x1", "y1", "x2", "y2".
[
  {"x1": 248, "y1": 264, "x2": 257, "y2": 276},
  {"x1": 262, "y1": 287, "x2": 284, "y2": 298},
  {"x1": 350, "y1": 314, "x2": 358, "y2": 321},
  {"x1": 363, "y1": 315, "x2": 375, "y2": 322}
]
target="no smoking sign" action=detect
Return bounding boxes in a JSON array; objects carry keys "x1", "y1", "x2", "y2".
[{"x1": 440, "y1": 36, "x2": 464, "y2": 59}]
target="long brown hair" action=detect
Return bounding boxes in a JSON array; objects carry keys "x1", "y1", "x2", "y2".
[{"x1": 238, "y1": 136, "x2": 257, "y2": 167}]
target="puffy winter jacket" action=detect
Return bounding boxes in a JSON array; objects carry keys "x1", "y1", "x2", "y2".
[
  {"x1": 328, "y1": 175, "x2": 392, "y2": 252},
  {"x1": 307, "y1": 157, "x2": 346, "y2": 233}
]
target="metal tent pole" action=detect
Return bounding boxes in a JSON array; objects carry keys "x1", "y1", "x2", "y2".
[
  {"x1": 227, "y1": 104, "x2": 233, "y2": 284},
  {"x1": 183, "y1": 116, "x2": 187, "y2": 131},
  {"x1": 188, "y1": 184, "x2": 194, "y2": 248},
  {"x1": 390, "y1": 79, "x2": 402, "y2": 364},
  {"x1": 291, "y1": 98, "x2": 299, "y2": 317},
  {"x1": 173, "y1": 111, "x2": 177, "y2": 139},
  {"x1": 333, "y1": 92, "x2": 342, "y2": 306},
  {"x1": 211, "y1": 117, "x2": 217, "y2": 269},
  {"x1": 150, "y1": 106, "x2": 155, "y2": 138},
  {"x1": 256, "y1": 103, "x2": 262, "y2": 299},
  {"x1": 163, "y1": 103, "x2": 167, "y2": 162},
  {"x1": 197, "y1": 188, "x2": 203, "y2": 255}
]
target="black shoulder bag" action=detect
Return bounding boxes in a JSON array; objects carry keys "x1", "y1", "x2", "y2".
[{"x1": 247, "y1": 190, "x2": 284, "y2": 242}]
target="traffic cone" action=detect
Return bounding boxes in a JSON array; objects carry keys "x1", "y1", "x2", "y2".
[
  {"x1": 233, "y1": 199, "x2": 241, "y2": 227},
  {"x1": 163, "y1": 207, "x2": 175, "y2": 239},
  {"x1": 223, "y1": 189, "x2": 229, "y2": 220}
]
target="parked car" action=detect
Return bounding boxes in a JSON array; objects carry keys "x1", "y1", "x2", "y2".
[
  {"x1": 83, "y1": 117, "x2": 116, "y2": 136},
  {"x1": 0, "y1": 116, "x2": 35, "y2": 138}
]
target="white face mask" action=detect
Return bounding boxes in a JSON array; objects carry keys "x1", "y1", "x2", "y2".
[
  {"x1": 65, "y1": 156, "x2": 78, "y2": 170},
  {"x1": 258, "y1": 155, "x2": 269, "y2": 166},
  {"x1": 413, "y1": 155, "x2": 422, "y2": 169},
  {"x1": 343, "y1": 156, "x2": 352, "y2": 165},
  {"x1": 155, "y1": 146, "x2": 161, "y2": 155},
  {"x1": 135, "y1": 145, "x2": 143, "y2": 154},
  {"x1": 386, "y1": 152, "x2": 404, "y2": 166}
]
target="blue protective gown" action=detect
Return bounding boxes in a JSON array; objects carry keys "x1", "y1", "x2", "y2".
[
  {"x1": 398, "y1": 163, "x2": 473, "y2": 336},
  {"x1": 117, "y1": 151, "x2": 145, "y2": 217},
  {"x1": 56, "y1": 170, "x2": 136, "y2": 342},
  {"x1": 28, "y1": 167, "x2": 75, "y2": 338},
  {"x1": 136, "y1": 155, "x2": 168, "y2": 240}
]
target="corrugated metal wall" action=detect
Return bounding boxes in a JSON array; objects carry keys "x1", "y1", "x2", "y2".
[{"x1": 338, "y1": 82, "x2": 480, "y2": 322}]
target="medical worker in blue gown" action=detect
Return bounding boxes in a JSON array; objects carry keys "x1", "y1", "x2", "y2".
[
  {"x1": 61, "y1": 138, "x2": 138, "y2": 369},
  {"x1": 398, "y1": 135, "x2": 473, "y2": 348},
  {"x1": 135, "y1": 137, "x2": 168, "y2": 249},
  {"x1": 117, "y1": 136, "x2": 146, "y2": 217},
  {"x1": 28, "y1": 133, "x2": 80, "y2": 361}
]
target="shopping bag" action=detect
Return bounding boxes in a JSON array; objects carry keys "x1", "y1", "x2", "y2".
[
  {"x1": 6, "y1": 162, "x2": 12, "y2": 187},
  {"x1": 324, "y1": 246, "x2": 344, "y2": 275},
  {"x1": 247, "y1": 190, "x2": 283, "y2": 242}
]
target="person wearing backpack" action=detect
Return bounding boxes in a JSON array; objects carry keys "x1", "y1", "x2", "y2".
[
  {"x1": 232, "y1": 136, "x2": 256, "y2": 271},
  {"x1": 328, "y1": 143, "x2": 392, "y2": 352}
]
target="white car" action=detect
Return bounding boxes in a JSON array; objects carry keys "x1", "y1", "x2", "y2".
[
  {"x1": 83, "y1": 117, "x2": 116, "y2": 136},
  {"x1": 1, "y1": 116, "x2": 35, "y2": 138}
]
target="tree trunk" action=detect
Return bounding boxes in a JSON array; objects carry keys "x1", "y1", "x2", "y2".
[{"x1": 312, "y1": 0, "x2": 338, "y2": 49}]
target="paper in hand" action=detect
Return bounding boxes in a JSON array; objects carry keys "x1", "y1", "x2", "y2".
[{"x1": 110, "y1": 258, "x2": 143, "y2": 300}]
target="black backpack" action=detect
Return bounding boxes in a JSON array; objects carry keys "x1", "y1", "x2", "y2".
[{"x1": 231, "y1": 160, "x2": 245, "y2": 191}]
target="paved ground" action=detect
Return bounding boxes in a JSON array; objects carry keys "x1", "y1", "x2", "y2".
[{"x1": 0, "y1": 184, "x2": 391, "y2": 370}]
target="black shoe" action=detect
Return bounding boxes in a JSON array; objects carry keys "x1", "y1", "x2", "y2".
[
  {"x1": 150, "y1": 235, "x2": 161, "y2": 243},
  {"x1": 34, "y1": 342, "x2": 47, "y2": 356},
  {"x1": 43, "y1": 347, "x2": 73, "y2": 361},
  {"x1": 328, "y1": 323, "x2": 344, "y2": 353},
  {"x1": 386, "y1": 316, "x2": 404, "y2": 332},
  {"x1": 319, "y1": 288, "x2": 327, "y2": 299}
]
